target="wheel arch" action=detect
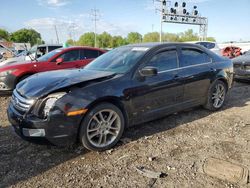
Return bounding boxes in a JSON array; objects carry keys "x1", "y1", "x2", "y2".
[{"x1": 76, "y1": 96, "x2": 129, "y2": 140}]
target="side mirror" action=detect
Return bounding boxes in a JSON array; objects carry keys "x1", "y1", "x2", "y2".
[
  {"x1": 139, "y1": 66, "x2": 158, "y2": 77},
  {"x1": 56, "y1": 58, "x2": 64, "y2": 65}
]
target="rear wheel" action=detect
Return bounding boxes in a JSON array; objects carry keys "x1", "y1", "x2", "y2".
[
  {"x1": 204, "y1": 80, "x2": 227, "y2": 111},
  {"x1": 79, "y1": 103, "x2": 125, "y2": 151}
]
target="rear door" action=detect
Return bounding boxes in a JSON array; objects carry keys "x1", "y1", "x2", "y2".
[{"x1": 178, "y1": 47, "x2": 213, "y2": 105}]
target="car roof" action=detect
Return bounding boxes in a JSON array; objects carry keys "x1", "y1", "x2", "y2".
[
  {"x1": 56, "y1": 46, "x2": 105, "y2": 52},
  {"x1": 125, "y1": 42, "x2": 205, "y2": 49}
]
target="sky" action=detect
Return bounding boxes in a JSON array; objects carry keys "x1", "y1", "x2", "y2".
[{"x1": 0, "y1": 0, "x2": 250, "y2": 43}]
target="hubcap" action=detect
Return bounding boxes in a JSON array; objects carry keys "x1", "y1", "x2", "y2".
[
  {"x1": 86, "y1": 109, "x2": 121, "y2": 148},
  {"x1": 212, "y1": 83, "x2": 226, "y2": 108}
]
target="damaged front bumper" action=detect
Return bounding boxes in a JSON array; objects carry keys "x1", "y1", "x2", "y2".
[{"x1": 7, "y1": 102, "x2": 82, "y2": 146}]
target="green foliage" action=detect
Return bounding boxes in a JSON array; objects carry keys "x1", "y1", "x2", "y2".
[
  {"x1": 68, "y1": 29, "x2": 216, "y2": 49},
  {"x1": 127, "y1": 32, "x2": 142, "y2": 44},
  {"x1": 0, "y1": 29, "x2": 10, "y2": 41},
  {"x1": 10, "y1": 28, "x2": 41, "y2": 46},
  {"x1": 110, "y1": 36, "x2": 127, "y2": 48},
  {"x1": 66, "y1": 39, "x2": 76, "y2": 45},
  {"x1": 143, "y1": 32, "x2": 159, "y2": 42},
  {"x1": 98, "y1": 32, "x2": 112, "y2": 48},
  {"x1": 178, "y1": 29, "x2": 199, "y2": 42},
  {"x1": 162, "y1": 33, "x2": 180, "y2": 42},
  {"x1": 77, "y1": 32, "x2": 95, "y2": 47},
  {"x1": 206, "y1": 37, "x2": 216, "y2": 42}
]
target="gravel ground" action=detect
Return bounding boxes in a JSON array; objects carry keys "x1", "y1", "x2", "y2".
[{"x1": 0, "y1": 82, "x2": 250, "y2": 188}]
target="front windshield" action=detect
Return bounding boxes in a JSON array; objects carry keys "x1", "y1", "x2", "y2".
[
  {"x1": 84, "y1": 46, "x2": 148, "y2": 74},
  {"x1": 37, "y1": 49, "x2": 63, "y2": 62}
]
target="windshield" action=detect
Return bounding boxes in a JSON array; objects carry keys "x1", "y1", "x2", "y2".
[
  {"x1": 37, "y1": 49, "x2": 63, "y2": 62},
  {"x1": 84, "y1": 46, "x2": 148, "y2": 74}
]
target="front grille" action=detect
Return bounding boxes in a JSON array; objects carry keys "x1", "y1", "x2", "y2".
[{"x1": 11, "y1": 90, "x2": 35, "y2": 113}]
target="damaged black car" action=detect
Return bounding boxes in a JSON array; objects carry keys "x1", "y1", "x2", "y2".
[
  {"x1": 233, "y1": 51, "x2": 250, "y2": 81},
  {"x1": 7, "y1": 43, "x2": 234, "y2": 151}
]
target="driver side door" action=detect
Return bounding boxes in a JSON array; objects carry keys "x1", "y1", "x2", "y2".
[{"x1": 129, "y1": 48, "x2": 184, "y2": 124}]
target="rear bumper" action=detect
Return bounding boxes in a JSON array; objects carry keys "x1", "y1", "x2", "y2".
[{"x1": 7, "y1": 103, "x2": 81, "y2": 146}]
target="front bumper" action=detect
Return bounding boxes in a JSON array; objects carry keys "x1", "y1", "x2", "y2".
[{"x1": 7, "y1": 103, "x2": 82, "y2": 146}]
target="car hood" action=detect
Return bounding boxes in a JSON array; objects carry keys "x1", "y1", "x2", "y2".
[
  {"x1": 0, "y1": 60, "x2": 32, "y2": 69},
  {"x1": 16, "y1": 69, "x2": 116, "y2": 99}
]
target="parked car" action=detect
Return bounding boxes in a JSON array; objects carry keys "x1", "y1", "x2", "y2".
[
  {"x1": 222, "y1": 46, "x2": 242, "y2": 59},
  {"x1": 0, "y1": 44, "x2": 63, "y2": 66},
  {"x1": 187, "y1": 41, "x2": 221, "y2": 55},
  {"x1": 8, "y1": 43, "x2": 234, "y2": 151},
  {"x1": 232, "y1": 52, "x2": 250, "y2": 81},
  {"x1": 0, "y1": 46, "x2": 105, "y2": 93}
]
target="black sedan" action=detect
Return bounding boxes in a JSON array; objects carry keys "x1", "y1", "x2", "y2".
[
  {"x1": 7, "y1": 43, "x2": 234, "y2": 151},
  {"x1": 233, "y1": 51, "x2": 250, "y2": 81}
]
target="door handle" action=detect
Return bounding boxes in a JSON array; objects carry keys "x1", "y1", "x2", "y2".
[{"x1": 210, "y1": 68, "x2": 217, "y2": 72}]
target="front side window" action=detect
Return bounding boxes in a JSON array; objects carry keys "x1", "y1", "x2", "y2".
[
  {"x1": 180, "y1": 49, "x2": 211, "y2": 67},
  {"x1": 58, "y1": 50, "x2": 80, "y2": 62},
  {"x1": 37, "y1": 49, "x2": 63, "y2": 62},
  {"x1": 147, "y1": 50, "x2": 178, "y2": 72}
]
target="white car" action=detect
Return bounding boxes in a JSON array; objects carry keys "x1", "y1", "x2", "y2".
[
  {"x1": 0, "y1": 44, "x2": 62, "y2": 66},
  {"x1": 187, "y1": 41, "x2": 221, "y2": 55}
]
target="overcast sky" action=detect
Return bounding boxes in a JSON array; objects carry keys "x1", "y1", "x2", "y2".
[{"x1": 1, "y1": 0, "x2": 250, "y2": 43}]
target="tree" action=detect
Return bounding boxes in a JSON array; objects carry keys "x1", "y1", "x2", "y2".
[
  {"x1": 10, "y1": 28, "x2": 42, "y2": 46},
  {"x1": 143, "y1": 32, "x2": 159, "y2": 42},
  {"x1": 163, "y1": 33, "x2": 180, "y2": 42},
  {"x1": 206, "y1": 37, "x2": 216, "y2": 42},
  {"x1": 0, "y1": 28, "x2": 9, "y2": 41},
  {"x1": 127, "y1": 32, "x2": 142, "y2": 44},
  {"x1": 111, "y1": 36, "x2": 127, "y2": 48},
  {"x1": 66, "y1": 39, "x2": 76, "y2": 45},
  {"x1": 77, "y1": 32, "x2": 95, "y2": 47},
  {"x1": 179, "y1": 29, "x2": 199, "y2": 42},
  {"x1": 97, "y1": 32, "x2": 112, "y2": 48}
]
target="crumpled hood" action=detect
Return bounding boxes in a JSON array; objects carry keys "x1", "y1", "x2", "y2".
[{"x1": 16, "y1": 69, "x2": 115, "y2": 99}]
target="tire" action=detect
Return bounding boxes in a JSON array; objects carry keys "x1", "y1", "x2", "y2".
[
  {"x1": 204, "y1": 80, "x2": 228, "y2": 111},
  {"x1": 79, "y1": 103, "x2": 125, "y2": 151}
]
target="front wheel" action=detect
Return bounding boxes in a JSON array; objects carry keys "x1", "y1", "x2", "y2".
[
  {"x1": 79, "y1": 103, "x2": 125, "y2": 151},
  {"x1": 204, "y1": 80, "x2": 227, "y2": 111}
]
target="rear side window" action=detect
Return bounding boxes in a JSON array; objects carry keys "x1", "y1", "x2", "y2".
[
  {"x1": 59, "y1": 50, "x2": 80, "y2": 62},
  {"x1": 196, "y1": 42, "x2": 215, "y2": 49},
  {"x1": 148, "y1": 50, "x2": 178, "y2": 72},
  {"x1": 180, "y1": 49, "x2": 211, "y2": 67},
  {"x1": 48, "y1": 46, "x2": 61, "y2": 52},
  {"x1": 82, "y1": 49, "x2": 99, "y2": 59}
]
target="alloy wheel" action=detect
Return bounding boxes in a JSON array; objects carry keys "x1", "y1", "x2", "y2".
[
  {"x1": 212, "y1": 83, "x2": 226, "y2": 108},
  {"x1": 86, "y1": 109, "x2": 121, "y2": 148}
]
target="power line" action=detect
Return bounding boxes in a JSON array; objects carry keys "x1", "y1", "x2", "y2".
[{"x1": 90, "y1": 8, "x2": 100, "y2": 47}]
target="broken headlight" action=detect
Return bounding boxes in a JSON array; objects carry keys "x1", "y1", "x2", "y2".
[{"x1": 42, "y1": 92, "x2": 66, "y2": 118}]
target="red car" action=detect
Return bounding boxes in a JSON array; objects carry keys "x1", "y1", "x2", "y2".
[{"x1": 0, "y1": 46, "x2": 105, "y2": 94}]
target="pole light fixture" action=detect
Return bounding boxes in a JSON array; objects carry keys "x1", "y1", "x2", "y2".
[{"x1": 155, "y1": 0, "x2": 208, "y2": 41}]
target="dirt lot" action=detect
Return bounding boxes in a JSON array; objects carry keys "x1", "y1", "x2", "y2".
[{"x1": 0, "y1": 82, "x2": 250, "y2": 188}]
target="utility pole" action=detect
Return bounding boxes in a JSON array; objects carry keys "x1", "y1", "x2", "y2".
[
  {"x1": 154, "y1": 0, "x2": 168, "y2": 42},
  {"x1": 54, "y1": 25, "x2": 59, "y2": 44},
  {"x1": 91, "y1": 8, "x2": 100, "y2": 47}
]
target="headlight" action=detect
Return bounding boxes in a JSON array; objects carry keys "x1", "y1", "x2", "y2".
[
  {"x1": 42, "y1": 92, "x2": 66, "y2": 118},
  {"x1": 0, "y1": 69, "x2": 17, "y2": 77}
]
